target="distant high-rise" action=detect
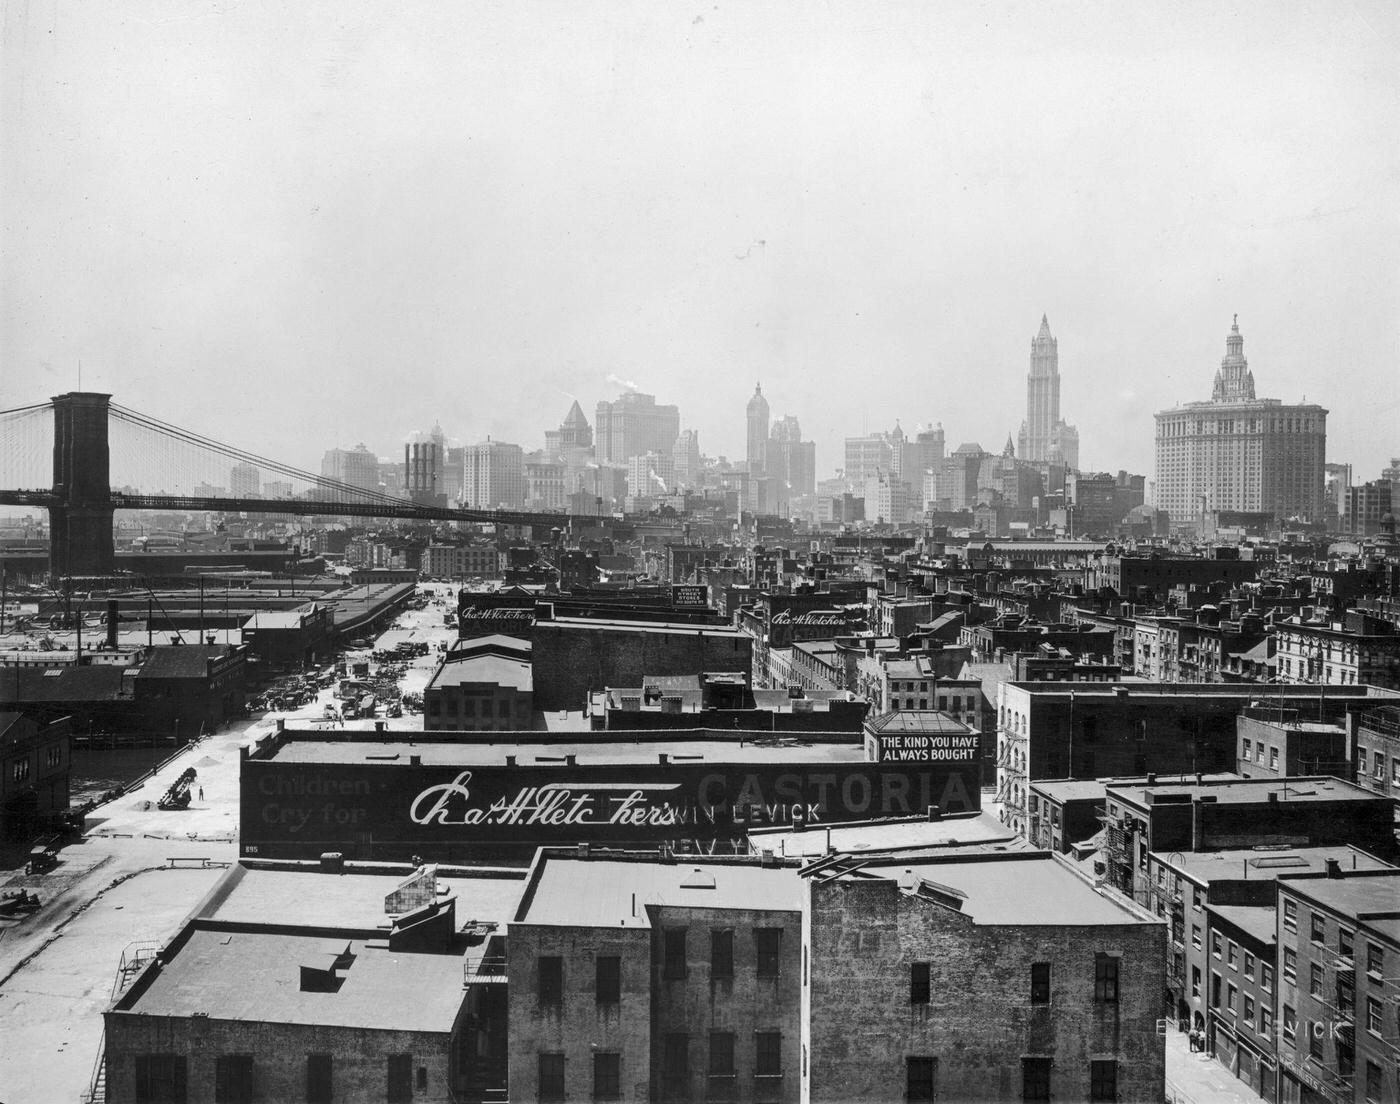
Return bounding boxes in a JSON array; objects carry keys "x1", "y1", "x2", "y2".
[
  {"x1": 462, "y1": 439, "x2": 525, "y2": 509},
  {"x1": 1017, "y1": 315, "x2": 1079, "y2": 468},
  {"x1": 320, "y1": 445, "x2": 380, "y2": 500},
  {"x1": 545, "y1": 400, "x2": 593, "y2": 455},
  {"x1": 672, "y1": 429, "x2": 700, "y2": 490},
  {"x1": 766, "y1": 415, "x2": 816, "y2": 500},
  {"x1": 1154, "y1": 316, "x2": 1327, "y2": 528},
  {"x1": 746, "y1": 383, "x2": 770, "y2": 475},
  {"x1": 229, "y1": 462, "x2": 261, "y2": 498},
  {"x1": 594, "y1": 391, "x2": 680, "y2": 465}
]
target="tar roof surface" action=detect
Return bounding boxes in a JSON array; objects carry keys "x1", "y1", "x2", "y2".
[
  {"x1": 428, "y1": 654, "x2": 532, "y2": 692},
  {"x1": 265, "y1": 738, "x2": 867, "y2": 766},
  {"x1": 1156, "y1": 846, "x2": 1393, "y2": 886},
  {"x1": 516, "y1": 858, "x2": 806, "y2": 929},
  {"x1": 124, "y1": 928, "x2": 467, "y2": 1031},
  {"x1": 1208, "y1": 903, "x2": 1279, "y2": 945},
  {"x1": 750, "y1": 811, "x2": 1021, "y2": 858},
  {"x1": 1110, "y1": 777, "x2": 1376, "y2": 806},
  {"x1": 1284, "y1": 871, "x2": 1400, "y2": 941},
  {"x1": 893, "y1": 855, "x2": 1153, "y2": 927},
  {"x1": 197, "y1": 864, "x2": 526, "y2": 931}
]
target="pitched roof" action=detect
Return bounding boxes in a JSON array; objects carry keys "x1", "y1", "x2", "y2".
[{"x1": 137, "y1": 644, "x2": 239, "y2": 679}]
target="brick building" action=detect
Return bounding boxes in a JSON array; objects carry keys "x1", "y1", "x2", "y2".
[
  {"x1": 0, "y1": 711, "x2": 70, "y2": 839},
  {"x1": 1347, "y1": 704, "x2": 1400, "y2": 799},
  {"x1": 423, "y1": 636, "x2": 534, "y2": 732}
]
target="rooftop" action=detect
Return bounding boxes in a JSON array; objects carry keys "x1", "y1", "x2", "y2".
[
  {"x1": 257, "y1": 735, "x2": 867, "y2": 767},
  {"x1": 1208, "y1": 903, "x2": 1278, "y2": 945},
  {"x1": 885, "y1": 853, "x2": 1155, "y2": 927},
  {"x1": 1033, "y1": 774, "x2": 1236, "y2": 803},
  {"x1": 1283, "y1": 870, "x2": 1400, "y2": 941},
  {"x1": 427, "y1": 652, "x2": 532, "y2": 693},
  {"x1": 1109, "y1": 776, "x2": 1380, "y2": 808},
  {"x1": 865, "y1": 711, "x2": 975, "y2": 735},
  {"x1": 1154, "y1": 846, "x2": 1394, "y2": 887},
  {"x1": 749, "y1": 811, "x2": 1022, "y2": 859},
  {"x1": 118, "y1": 927, "x2": 468, "y2": 1032},
  {"x1": 515, "y1": 856, "x2": 806, "y2": 929},
  {"x1": 539, "y1": 616, "x2": 746, "y2": 639}
]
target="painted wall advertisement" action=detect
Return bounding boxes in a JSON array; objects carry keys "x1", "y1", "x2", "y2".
[
  {"x1": 457, "y1": 593, "x2": 537, "y2": 638},
  {"x1": 242, "y1": 759, "x2": 980, "y2": 860}
]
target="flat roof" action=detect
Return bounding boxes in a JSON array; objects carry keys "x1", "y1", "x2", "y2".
[
  {"x1": 195, "y1": 863, "x2": 527, "y2": 932},
  {"x1": 122, "y1": 927, "x2": 467, "y2": 1032},
  {"x1": 1154, "y1": 846, "x2": 1393, "y2": 887},
  {"x1": 538, "y1": 617, "x2": 746, "y2": 638},
  {"x1": 890, "y1": 854, "x2": 1154, "y2": 927},
  {"x1": 1283, "y1": 872, "x2": 1400, "y2": 941},
  {"x1": 866, "y1": 711, "x2": 974, "y2": 735},
  {"x1": 427, "y1": 653, "x2": 532, "y2": 692},
  {"x1": 515, "y1": 857, "x2": 805, "y2": 929},
  {"x1": 260, "y1": 737, "x2": 867, "y2": 767},
  {"x1": 1109, "y1": 776, "x2": 1379, "y2": 807},
  {"x1": 749, "y1": 812, "x2": 1021, "y2": 858},
  {"x1": 1034, "y1": 774, "x2": 1236, "y2": 803},
  {"x1": 1208, "y1": 903, "x2": 1278, "y2": 945}
]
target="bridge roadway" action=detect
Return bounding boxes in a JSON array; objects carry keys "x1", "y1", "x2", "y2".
[{"x1": 0, "y1": 489, "x2": 682, "y2": 530}]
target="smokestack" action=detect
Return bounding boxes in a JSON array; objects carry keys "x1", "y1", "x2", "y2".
[{"x1": 106, "y1": 599, "x2": 119, "y2": 649}]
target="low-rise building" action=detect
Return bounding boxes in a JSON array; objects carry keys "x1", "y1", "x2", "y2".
[
  {"x1": 423, "y1": 635, "x2": 534, "y2": 732},
  {"x1": 0, "y1": 711, "x2": 70, "y2": 839}
]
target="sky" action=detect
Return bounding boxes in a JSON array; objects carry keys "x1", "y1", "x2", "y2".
[{"x1": 3, "y1": 0, "x2": 1398, "y2": 487}]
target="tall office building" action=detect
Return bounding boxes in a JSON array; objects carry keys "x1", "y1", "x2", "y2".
[
  {"x1": 1017, "y1": 315, "x2": 1080, "y2": 468},
  {"x1": 671, "y1": 429, "x2": 700, "y2": 490},
  {"x1": 320, "y1": 445, "x2": 380, "y2": 500},
  {"x1": 766, "y1": 415, "x2": 816, "y2": 498},
  {"x1": 228, "y1": 462, "x2": 261, "y2": 498},
  {"x1": 1154, "y1": 317, "x2": 1327, "y2": 528},
  {"x1": 462, "y1": 439, "x2": 525, "y2": 509},
  {"x1": 594, "y1": 391, "x2": 680, "y2": 465},
  {"x1": 746, "y1": 383, "x2": 770, "y2": 474},
  {"x1": 545, "y1": 400, "x2": 593, "y2": 455}
]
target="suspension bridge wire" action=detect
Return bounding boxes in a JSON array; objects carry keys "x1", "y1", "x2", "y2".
[
  {"x1": 0, "y1": 404, "x2": 55, "y2": 490},
  {"x1": 109, "y1": 403, "x2": 408, "y2": 507}
]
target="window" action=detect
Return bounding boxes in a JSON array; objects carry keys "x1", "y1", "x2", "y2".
[
  {"x1": 1089, "y1": 1060, "x2": 1117, "y2": 1103},
  {"x1": 1243, "y1": 995, "x2": 1254, "y2": 1023},
  {"x1": 12, "y1": 758, "x2": 29, "y2": 783},
  {"x1": 1191, "y1": 966, "x2": 1201, "y2": 999},
  {"x1": 1283, "y1": 947, "x2": 1297, "y2": 985},
  {"x1": 1022, "y1": 1057, "x2": 1051, "y2": 1101},
  {"x1": 1339, "y1": 928, "x2": 1354, "y2": 959},
  {"x1": 1030, "y1": 962, "x2": 1050, "y2": 1004},
  {"x1": 1261, "y1": 963, "x2": 1274, "y2": 991},
  {"x1": 1260, "y1": 1005, "x2": 1273, "y2": 1037},
  {"x1": 1192, "y1": 925, "x2": 1202, "y2": 949},
  {"x1": 1227, "y1": 941, "x2": 1238, "y2": 969},
  {"x1": 1309, "y1": 1020, "x2": 1325, "y2": 1060},
  {"x1": 1311, "y1": 913, "x2": 1325, "y2": 944},
  {"x1": 538, "y1": 956, "x2": 563, "y2": 1005},
  {"x1": 1226, "y1": 983, "x2": 1237, "y2": 1013},
  {"x1": 1310, "y1": 962, "x2": 1324, "y2": 997},
  {"x1": 593, "y1": 1052, "x2": 620, "y2": 1101},
  {"x1": 906, "y1": 1057, "x2": 937, "y2": 1103},
  {"x1": 910, "y1": 961, "x2": 931, "y2": 1005},
  {"x1": 1270, "y1": 747, "x2": 1279, "y2": 769},
  {"x1": 708, "y1": 1033, "x2": 736, "y2": 1101},
  {"x1": 596, "y1": 955, "x2": 620, "y2": 1005},
  {"x1": 1094, "y1": 956, "x2": 1120, "y2": 1003},
  {"x1": 306, "y1": 1054, "x2": 332, "y2": 1104},
  {"x1": 1367, "y1": 943, "x2": 1384, "y2": 978},
  {"x1": 1243, "y1": 951, "x2": 1256, "y2": 980},
  {"x1": 539, "y1": 1053, "x2": 566, "y2": 1103},
  {"x1": 755, "y1": 1031, "x2": 783, "y2": 1078},
  {"x1": 711, "y1": 930, "x2": 734, "y2": 979},
  {"x1": 1211, "y1": 931, "x2": 1223, "y2": 958},
  {"x1": 1282, "y1": 899, "x2": 1297, "y2": 930},
  {"x1": 1282, "y1": 1005, "x2": 1296, "y2": 1042},
  {"x1": 135, "y1": 1055, "x2": 188, "y2": 1104},
  {"x1": 1367, "y1": 996, "x2": 1383, "y2": 1035},
  {"x1": 755, "y1": 928, "x2": 782, "y2": 978},
  {"x1": 664, "y1": 928, "x2": 688, "y2": 980},
  {"x1": 1211, "y1": 973, "x2": 1222, "y2": 1009},
  {"x1": 1366, "y1": 1061, "x2": 1383, "y2": 1103},
  {"x1": 662, "y1": 1034, "x2": 689, "y2": 1098},
  {"x1": 387, "y1": 1054, "x2": 412, "y2": 1104},
  {"x1": 214, "y1": 1055, "x2": 253, "y2": 1104}
]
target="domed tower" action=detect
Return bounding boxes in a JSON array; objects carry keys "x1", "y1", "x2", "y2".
[
  {"x1": 746, "y1": 383, "x2": 770, "y2": 475},
  {"x1": 1211, "y1": 314, "x2": 1256, "y2": 402}
]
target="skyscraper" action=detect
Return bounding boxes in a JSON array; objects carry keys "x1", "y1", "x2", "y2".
[
  {"x1": 228, "y1": 462, "x2": 261, "y2": 497},
  {"x1": 594, "y1": 391, "x2": 680, "y2": 465},
  {"x1": 320, "y1": 445, "x2": 380, "y2": 500},
  {"x1": 1017, "y1": 315, "x2": 1079, "y2": 468},
  {"x1": 746, "y1": 383, "x2": 770, "y2": 474},
  {"x1": 1154, "y1": 316, "x2": 1327, "y2": 529}
]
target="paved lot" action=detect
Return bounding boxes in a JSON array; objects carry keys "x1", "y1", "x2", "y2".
[{"x1": 0, "y1": 587, "x2": 460, "y2": 1103}]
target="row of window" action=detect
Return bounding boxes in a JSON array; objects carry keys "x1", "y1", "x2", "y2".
[
  {"x1": 537, "y1": 930, "x2": 784, "y2": 1005},
  {"x1": 904, "y1": 1056, "x2": 1120, "y2": 1103},
  {"x1": 1356, "y1": 748, "x2": 1400, "y2": 785},
  {"x1": 539, "y1": 1033, "x2": 785, "y2": 1102},
  {"x1": 132, "y1": 1052, "x2": 423, "y2": 1104},
  {"x1": 908, "y1": 958, "x2": 1119, "y2": 1006}
]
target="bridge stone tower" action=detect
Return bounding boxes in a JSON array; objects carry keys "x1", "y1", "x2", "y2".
[{"x1": 50, "y1": 392, "x2": 115, "y2": 577}]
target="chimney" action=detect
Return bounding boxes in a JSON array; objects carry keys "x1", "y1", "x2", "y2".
[
  {"x1": 106, "y1": 599, "x2": 119, "y2": 649},
  {"x1": 1267, "y1": 792, "x2": 1279, "y2": 803},
  {"x1": 1145, "y1": 772, "x2": 1157, "y2": 785},
  {"x1": 760, "y1": 849, "x2": 777, "y2": 867},
  {"x1": 926, "y1": 804, "x2": 942, "y2": 822},
  {"x1": 505, "y1": 754, "x2": 517, "y2": 767},
  {"x1": 409, "y1": 754, "x2": 421, "y2": 766},
  {"x1": 1325, "y1": 859, "x2": 1342, "y2": 879},
  {"x1": 659, "y1": 753, "x2": 669, "y2": 765},
  {"x1": 1191, "y1": 798, "x2": 1206, "y2": 851},
  {"x1": 566, "y1": 754, "x2": 577, "y2": 768}
]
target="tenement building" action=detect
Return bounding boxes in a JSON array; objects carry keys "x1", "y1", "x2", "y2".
[{"x1": 1154, "y1": 317, "x2": 1327, "y2": 531}]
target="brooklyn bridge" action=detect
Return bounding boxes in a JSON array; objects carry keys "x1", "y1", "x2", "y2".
[{"x1": 0, "y1": 392, "x2": 657, "y2": 577}]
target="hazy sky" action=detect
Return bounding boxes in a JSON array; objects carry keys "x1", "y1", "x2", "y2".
[{"x1": 3, "y1": 0, "x2": 1398, "y2": 487}]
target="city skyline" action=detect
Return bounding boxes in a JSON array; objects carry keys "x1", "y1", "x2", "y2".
[{"x1": 3, "y1": 2, "x2": 1397, "y2": 483}]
